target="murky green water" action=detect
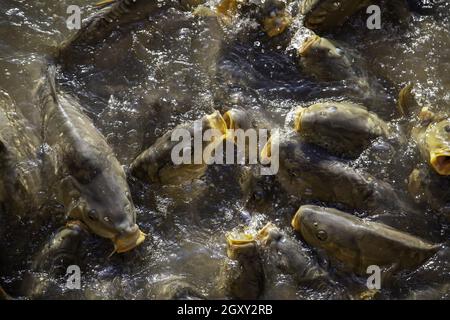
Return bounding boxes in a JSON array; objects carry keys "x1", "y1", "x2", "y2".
[{"x1": 0, "y1": 0, "x2": 449, "y2": 299}]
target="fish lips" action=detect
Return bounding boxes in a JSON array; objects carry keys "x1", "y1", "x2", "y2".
[
  {"x1": 291, "y1": 208, "x2": 302, "y2": 232},
  {"x1": 430, "y1": 150, "x2": 450, "y2": 175},
  {"x1": 226, "y1": 232, "x2": 258, "y2": 259},
  {"x1": 298, "y1": 36, "x2": 321, "y2": 57},
  {"x1": 113, "y1": 225, "x2": 146, "y2": 253}
]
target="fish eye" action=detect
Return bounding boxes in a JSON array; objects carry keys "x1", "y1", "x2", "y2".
[
  {"x1": 87, "y1": 209, "x2": 98, "y2": 221},
  {"x1": 316, "y1": 230, "x2": 328, "y2": 241},
  {"x1": 445, "y1": 125, "x2": 450, "y2": 133}
]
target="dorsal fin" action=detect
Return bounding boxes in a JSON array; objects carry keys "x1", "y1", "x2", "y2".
[
  {"x1": 46, "y1": 65, "x2": 58, "y2": 103},
  {"x1": 36, "y1": 64, "x2": 59, "y2": 111}
]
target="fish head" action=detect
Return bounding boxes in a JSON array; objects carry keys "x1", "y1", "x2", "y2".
[
  {"x1": 293, "y1": 102, "x2": 390, "y2": 155},
  {"x1": 299, "y1": 35, "x2": 353, "y2": 81},
  {"x1": 426, "y1": 119, "x2": 450, "y2": 176},
  {"x1": 225, "y1": 230, "x2": 258, "y2": 261},
  {"x1": 223, "y1": 109, "x2": 251, "y2": 132},
  {"x1": 63, "y1": 148, "x2": 145, "y2": 253},
  {"x1": 291, "y1": 205, "x2": 345, "y2": 251}
]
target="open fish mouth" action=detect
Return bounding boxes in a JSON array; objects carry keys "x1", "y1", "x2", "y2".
[
  {"x1": 291, "y1": 210, "x2": 302, "y2": 231},
  {"x1": 226, "y1": 230, "x2": 257, "y2": 259},
  {"x1": 226, "y1": 231, "x2": 256, "y2": 246},
  {"x1": 430, "y1": 151, "x2": 450, "y2": 175},
  {"x1": 222, "y1": 109, "x2": 252, "y2": 143},
  {"x1": 293, "y1": 107, "x2": 306, "y2": 132},
  {"x1": 223, "y1": 109, "x2": 250, "y2": 132},
  {"x1": 298, "y1": 35, "x2": 321, "y2": 57},
  {"x1": 113, "y1": 226, "x2": 146, "y2": 253},
  {"x1": 226, "y1": 223, "x2": 277, "y2": 250},
  {"x1": 206, "y1": 111, "x2": 228, "y2": 136},
  {"x1": 262, "y1": 8, "x2": 292, "y2": 38},
  {"x1": 260, "y1": 136, "x2": 273, "y2": 163}
]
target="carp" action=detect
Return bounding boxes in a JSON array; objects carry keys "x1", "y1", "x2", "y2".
[
  {"x1": 36, "y1": 66, "x2": 145, "y2": 254},
  {"x1": 291, "y1": 101, "x2": 391, "y2": 156},
  {"x1": 292, "y1": 205, "x2": 440, "y2": 275}
]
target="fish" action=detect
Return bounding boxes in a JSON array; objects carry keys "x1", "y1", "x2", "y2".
[
  {"x1": 292, "y1": 101, "x2": 391, "y2": 156},
  {"x1": 36, "y1": 65, "x2": 145, "y2": 253},
  {"x1": 292, "y1": 205, "x2": 440, "y2": 275},
  {"x1": 412, "y1": 108, "x2": 450, "y2": 176},
  {"x1": 262, "y1": 131, "x2": 406, "y2": 213}
]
